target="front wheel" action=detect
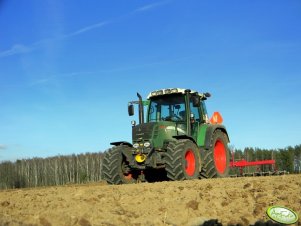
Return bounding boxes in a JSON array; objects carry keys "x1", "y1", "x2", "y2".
[
  {"x1": 164, "y1": 139, "x2": 201, "y2": 181},
  {"x1": 101, "y1": 145, "x2": 137, "y2": 184},
  {"x1": 203, "y1": 130, "x2": 230, "y2": 178}
]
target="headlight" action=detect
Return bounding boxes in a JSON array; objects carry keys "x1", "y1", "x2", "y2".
[
  {"x1": 144, "y1": 142, "x2": 151, "y2": 148},
  {"x1": 133, "y1": 143, "x2": 139, "y2": 149},
  {"x1": 171, "y1": 88, "x2": 178, "y2": 93},
  {"x1": 164, "y1": 89, "x2": 171, "y2": 94},
  {"x1": 156, "y1": 90, "x2": 164, "y2": 95},
  {"x1": 151, "y1": 91, "x2": 157, "y2": 96}
]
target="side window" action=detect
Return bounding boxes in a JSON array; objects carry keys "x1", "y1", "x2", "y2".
[
  {"x1": 148, "y1": 102, "x2": 158, "y2": 121},
  {"x1": 190, "y1": 102, "x2": 200, "y2": 122},
  {"x1": 200, "y1": 101, "x2": 208, "y2": 122}
]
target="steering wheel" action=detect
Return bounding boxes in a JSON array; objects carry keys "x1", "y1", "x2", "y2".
[{"x1": 164, "y1": 114, "x2": 182, "y2": 121}]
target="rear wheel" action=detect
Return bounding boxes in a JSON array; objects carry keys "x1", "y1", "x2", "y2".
[
  {"x1": 101, "y1": 145, "x2": 137, "y2": 184},
  {"x1": 203, "y1": 130, "x2": 230, "y2": 178},
  {"x1": 165, "y1": 139, "x2": 200, "y2": 181}
]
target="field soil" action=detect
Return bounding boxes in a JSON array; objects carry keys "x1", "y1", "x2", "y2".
[{"x1": 0, "y1": 174, "x2": 300, "y2": 226}]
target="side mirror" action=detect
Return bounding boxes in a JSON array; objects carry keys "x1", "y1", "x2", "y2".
[
  {"x1": 128, "y1": 104, "x2": 134, "y2": 116},
  {"x1": 192, "y1": 96, "x2": 200, "y2": 107},
  {"x1": 131, "y1": 120, "x2": 136, "y2": 127},
  {"x1": 204, "y1": 92, "x2": 211, "y2": 98},
  {"x1": 201, "y1": 92, "x2": 211, "y2": 100}
]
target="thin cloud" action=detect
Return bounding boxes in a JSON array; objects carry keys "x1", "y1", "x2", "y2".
[
  {"x1": 29, "y1": 54, "x2": 198, "y2": 86},
  {"x1": 134, "y1": 0, "x2": 171, "y2": 12},
  {"x1": 0, "y1": 21, "x2": 109, "y2": 58},
  {"x1": 0, "y1": 44, "x2": 31, "y2": 57},
  {"x1": 0, "y1": 144, "x2": 7, "y2": 150},
  {"x1": 28, "y1": 71, "x2": 94, "y2": 87},
  {"x1": 65, "y1": 21, "x2": 109, "y2": 38},
  {"x1": 29, "y1": 78, "x2": 54, "y2": 87},
  {"x1": 0, "y1": 1, "x2": 171, "y2": 58}
]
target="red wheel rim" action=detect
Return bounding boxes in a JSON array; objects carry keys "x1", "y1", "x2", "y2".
[
  {"x1": 122, "y1": 160, "x2": 133, "y2": 181},
  {"x1": 185, "y1": 149, "x2": 196, "y2": 176},
  {"x1": 124, "y1": 173, "x2": 133, "y2": 180},
  {"x1": 213, "y1": 140, "x2": 227, "y2": 174}
]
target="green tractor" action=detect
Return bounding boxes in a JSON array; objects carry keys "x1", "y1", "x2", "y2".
[{"x1": 102, "y1": 88, "x2": 230, "y2": 184}]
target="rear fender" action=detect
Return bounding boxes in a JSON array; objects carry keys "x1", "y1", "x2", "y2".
[{"x1": 204, "y1": 125, "x2": 230, "y2": 149}]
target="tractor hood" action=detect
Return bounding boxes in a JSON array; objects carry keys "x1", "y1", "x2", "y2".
[{"x1": 132, "y1": 121, "x2": 187, "y2": 148}]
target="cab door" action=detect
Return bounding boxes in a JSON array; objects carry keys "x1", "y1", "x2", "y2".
[{"x1": 189, "y1": 100, "x2": 201, "y2": 141}]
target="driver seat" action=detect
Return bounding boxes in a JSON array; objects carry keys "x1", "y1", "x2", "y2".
[{"x1": 179, "y1": 110, "x2": 186, "y2": 121}]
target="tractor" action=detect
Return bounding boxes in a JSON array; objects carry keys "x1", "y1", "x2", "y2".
[{"x1": 101, "y1": 88, "x2": 230, "y2": 184}]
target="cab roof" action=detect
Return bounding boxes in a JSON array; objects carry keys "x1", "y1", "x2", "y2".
[{"x1": 147, "y1": 88, "x2": 209, "y2": 100}]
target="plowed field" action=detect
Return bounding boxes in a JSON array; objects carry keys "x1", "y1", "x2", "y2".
[{"x1": 0, "y1": 175, "x2": 300, "y2": 226}]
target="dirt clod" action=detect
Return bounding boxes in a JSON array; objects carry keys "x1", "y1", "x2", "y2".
[
  {"x1": 79, "y1": 218, "x2": 91, "y2": 226},
  {"x1": 186, "y1": 200, "x2": 199, "y2": 210},
  {"x1": 243, "y1": 183, "x2": 251, "y2": 189},
  {"x1": 40, "y1": 217, "x2": 51, "y2": 226},
  {"x1": 1, "y1": 201, "x2": 10, "y2": 207}
]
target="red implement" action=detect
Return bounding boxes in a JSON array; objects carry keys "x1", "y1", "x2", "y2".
[{"x1": 230, "y1": 159, "x2": 275, "y2": 167}]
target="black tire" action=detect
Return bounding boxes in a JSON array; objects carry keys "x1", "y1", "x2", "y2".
[
  {"x1": 101, "y1": 145, "x2": 137, "y2": 184},
  {"x1": 164, "y1": 139, "x2": 200, "y2": 181},
  {"x1": 203, "y1": 130, "x2": 230, "y2": 178},
  {"x1": 199, "y1": 148, "x2": 208, "y2": 179}
]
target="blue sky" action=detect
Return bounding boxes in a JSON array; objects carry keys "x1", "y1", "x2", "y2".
[{"x1": 0, "y1": 1, "x2": 301, "y2": 161}]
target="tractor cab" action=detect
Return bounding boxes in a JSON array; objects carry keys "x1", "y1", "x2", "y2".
[{"x1": 128, "y1": 88, "x2": 211, "y2": 145}]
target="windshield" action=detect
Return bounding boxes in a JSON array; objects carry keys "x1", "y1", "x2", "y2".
[{"x1": 148, "y1": 95, "x2": 186, "y2": 122}]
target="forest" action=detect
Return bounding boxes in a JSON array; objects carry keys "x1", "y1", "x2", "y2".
[{"x1": 0, "y1": 145, "x2": 300, "y2": 189}]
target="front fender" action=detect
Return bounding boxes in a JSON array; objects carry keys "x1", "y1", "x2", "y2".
[
  {"x1": 110, "y1": 141, "x2": 133, "y2": 147},
  {"x1": 110, "y1": 142, "x2": 135, "y2": 166}
]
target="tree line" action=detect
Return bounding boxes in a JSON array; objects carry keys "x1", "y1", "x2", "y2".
[
  {"x1": 0, "y1": 152, "x2": 104, "y2": 189},
  {"x1": 0, "y1": 145, "x2": 300, "y2": 189},
  {"x1": 230, "y1": 145, "x2": 301, "y2": 175}
]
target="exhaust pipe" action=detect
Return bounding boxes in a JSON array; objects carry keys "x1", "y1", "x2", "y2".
[{"x1": 137, "y1": 92, "x2": 144, "y2": 124}]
